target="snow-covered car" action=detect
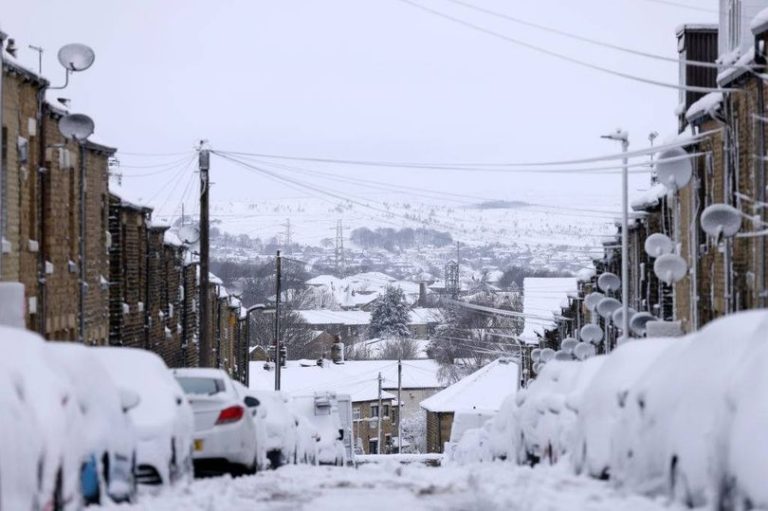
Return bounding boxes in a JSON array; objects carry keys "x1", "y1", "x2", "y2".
[
  {"x1": 723, "y1": 311, "x2": 768, "y2": 508},
  {"x1": 1, "y1": 326, "x2": 84, "y2": 511},
  {"x1": 291, "y1": 392, "x2": 345, "y2": 466},
  {"x1": 621, "y1": 311, "x2": 768, "y2": 507},
  {"x1": 232, "y1": 381, "x2": 269, "y2": 471},
  {"x1": 93, "y1": 347, "x2": 194, "y2": 487},
  {"x1": 293, "y1": 413, "x2": 319, "y2": 465},
  {"x1": 173, "y1": 368, "x2": 260, "y2": 475},
  {"x1": 487, "y1": 393, "x2": 518, "y2": 461},
  {"x1": 571, "y1": 337, "x2": 675, "y2": 480},
  {"x1": 45, "y1": 343, "x2": 139, "y2": 505},
  {"x1": 249, "y1": 390, "x2": 298, "y2": 468},
  {"x1": 449, "y1": 422, "x2": 494, "y2": 465},
  {"x1": 555, "y1": 356, "x2": 606, "y2": 461},
  {"x1": 515, "y1": 360, "x2": 581, "y2": 466},
  {"x1": 0, "y1": 327, "x2": 45, "y2": 511}
]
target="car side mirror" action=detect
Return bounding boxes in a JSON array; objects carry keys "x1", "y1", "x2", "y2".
[
  {"x1": 176, "y1": 396, "x2": 183, "y2": 406},
  {"x1": 120, "y1": 389, "x2": 140, "y2": 412},
  {"x1": 244, "y1": 396, "x2": 260, "y2": 408}
]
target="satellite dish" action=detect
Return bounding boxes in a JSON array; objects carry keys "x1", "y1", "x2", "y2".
[
  {"x1": 656, "y1": 147, "x2": 692, "y2": 190},
  {"x1": 597, "y1": 272, "x2": 621, "y2": 293},
  {"x1": 554, "y1": 350, "x2": 572, "y2": 362},
  {"x1": 574, "y1": 342, "x2": 595, "y2": 360},
  {"x1": 629, "y1": 312, "x2": 656, "y2": 336},
  {"x1": 561, "y1": 337, "x2": 578, "y2": 354},
  {"x1": 533, "y1": 362, "x2": 544, "y2": 375},
  {"x1": 58, "y1": 43, "x2": 96, "y2": 72},
  {"x1": 580, "y1": 323, "x2": 603, "y2": 344},
  {"x1": 178, "y1": 224, "x2": 200, "y2": 244},
  {"x1": 644, "y1": 233, "x2": 674, "y2": 258},
  {"x1": 540, "y1": 348, "x2": 556, "y2": 363},
  {"x1": 58, "y1": 113, "x2": 94, "y2": 141},
  {"x1": 596, "y1": 297, "x2": 622, "y2": 319},
  {"x1": 611, "y1": 307, "x2": 637, "y2": 328},
  {"x1": 700, "y1": 204, "x2": 742, "y2": 238},
  {"x1": 584, "y1": 292, "x2": 605, "y2": 311},
  {"x1": 531, "y1": 348, "x2": 542, "y2": 363},
  {"x1": 653, "y1": 254, "x2": 688, "y2": 285}
]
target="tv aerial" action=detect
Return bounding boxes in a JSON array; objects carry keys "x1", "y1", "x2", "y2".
[
  {"x1": 644, "y1": 233, "x2": 674, "y2": 258},
  {"x1": 58, "y1": 113, "x2": 94, "y2": 142},
  {"x1": 597, "y1": 272, "x2": 621, "y2": 293},
  {"x1": 655, "y1": 147, "x2": 692, "y2": 191},
  {"x1": 596, "y1": 297, "x2": 622, "y2": 319},
  {"x1": 700, "y1": 203, "x2": 742, "y2": 238},
  {"x1": 653, "y1": 254, "x2": 688, "y2": 285},
  {"x1": 630, "y1": 312, "x2": 656, "y2": 337}
]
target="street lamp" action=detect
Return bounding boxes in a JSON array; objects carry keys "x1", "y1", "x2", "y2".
[
  {"x1": 600, "y1": 129, "x2": 630, "y2": 348},
  {"x1": 243, "y1": 303, "x2": 266, "y2": 386}
]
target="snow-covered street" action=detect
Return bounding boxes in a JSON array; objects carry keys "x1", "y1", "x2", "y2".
[{"x1": 97, "y1": 462, "x2": 680, "y2": 511}]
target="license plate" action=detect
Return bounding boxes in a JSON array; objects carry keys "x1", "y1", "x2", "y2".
[{"x1": 194, "y1": 439, "x2": 204, "y2": 451}]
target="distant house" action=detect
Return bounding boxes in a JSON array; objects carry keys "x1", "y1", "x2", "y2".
[
  {"x1": 249, "y1": 358, "x2": 444, "y2": 454},
  {"x1": 295, "y1": 308, "x2": 443, "y2": 344},
  {"x1": 420, "y1": 358, "x2": 519, "y2": 453}
]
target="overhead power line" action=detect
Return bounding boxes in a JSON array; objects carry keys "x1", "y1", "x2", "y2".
[
  {"x1": 393, "y1": 0, "x2": 735, "y2": 93},
  {"x1": 441, "y1": 0, "x2": 730, "y2": 70}
]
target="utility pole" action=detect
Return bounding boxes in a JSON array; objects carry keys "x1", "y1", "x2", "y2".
[
  {"x1": 198, "y1": 145, "x2": 211, "y2": 366},
  {"x1": 397, "y1": 359, "x2": 402, "y2": 454},
  {"x1": 274, "y1": 250, "x2": 282, "y2": 391},
  {"x1": 377, "y1": 371, "x2": 383, "y2": 454}
]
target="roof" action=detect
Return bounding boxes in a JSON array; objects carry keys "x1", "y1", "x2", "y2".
[
  {"x1": 752, "y1": 7, "x2": 768, "y2": 35},
  {"x1": 631, "y1": 183, "x2": 669, "y2": 212},
  {"x1": 520, "y1": 277, "x2": 578, "y2": 344},
  {"x1": 685, "y1": 92, "x2": 723, "y2": 125},
  {"x1": 248, "y1": 358, "x2": 443, "y2": 403},
  {"x1": 420, "y1": 358, "x2": 518, "y2": 413}
]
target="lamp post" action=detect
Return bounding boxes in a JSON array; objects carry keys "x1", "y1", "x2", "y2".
[
  {"x1": 243, "y1": 303, "x2": 266, "y2": 386},
  {"x1": 601, "y1": 129, "x2": 630, "y2": 346}
]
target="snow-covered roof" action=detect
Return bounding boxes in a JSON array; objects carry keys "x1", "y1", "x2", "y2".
[
  {"x1": 685, "y1": 92, "x2": 723, "y2": 124},
  {"x1": 631, "y1": 183, "x2": 668, "y2": 212},
  {"x1": 752, "y1": 7, "x2": 768, "y2": 34},
  {"x1": 349, "y1": 338, "x2": 432, "y2": 359},
  {"x1": 249, "y1": 359, "x2": 443, "y2": 402},
  {"x1": 520, "y1": 277, "x2": 578, "y2": 344},
  {"x1": 303, "y1": 272, "x2": 423, "y2": 309},
  {"x1": 296, "y1": 308, "x2": 442, "y2": 327},
  {"x1": 420, "y1": 358, "x2": 518, "y2": 413},
  {"x1": 576, "y1": 267, "x2": 595, "y2": 283},
  {"x1": 164, "y1": 230, "x2": 183, "y2": 247},
  {"x1": 717, "y1": 48, "x2": 754, "y2": 86}
]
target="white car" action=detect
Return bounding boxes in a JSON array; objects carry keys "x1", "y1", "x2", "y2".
[
  {"x1": 232, "y1": 381, "x2": 269, "y2": 471},
  {"x1": 450, "y1": 422, "x2": 494, "y2": 465},
  {"x1": 723, "y1": 311, "x2": 768, "y2": 508},
  {"x1": 173, "y1": 368, "x2": 260, "y2": 475},
  {"x1": 1, "y1": 327, "x2": 84, "y2": 511},
  {"x1": 571, "y1": 337, "x2": 675, "y2": 480},
  {"x1": 0, "y1": 328, "x2": 45, "y2": 511},
  {"x1": 623, "y1": 311, "x2": 768, "y2": 507},
  {"x1": 45, "y1": 343, "x2": 139, "y2": 505},
  {"x1": 249, "y1": 390, "x2": 298, "y2": 468},
  {"x1": 93, "y1": 347, "x2": 194, "y2": 487},
  {"x1": 291, "y1": 393, "x2": 345, "y2": 466}
]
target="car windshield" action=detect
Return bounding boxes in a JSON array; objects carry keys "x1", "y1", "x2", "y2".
[{"x1": 176, "y1": 376, "x2": 225, "y2": 395}]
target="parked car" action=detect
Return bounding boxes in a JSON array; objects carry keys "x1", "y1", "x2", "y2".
[
  {"x1": 1, "y1": 327, "x2": 84, "y2": 511},
  {"x1": 173, "y1": 368, "x2": 260, "y2": 475},
  {"x1": 487, "y1": 393, "x2": 518, "y2": 461},
  {"x1": 0, "y1": 327, "x2": 45, "y2": 511},
  {"x1": 232, "y1": 381, "x2": 269, "y2": 471},
  {"x1": 449, "y1": 422, "x2": 494, "y2": 465},
  {"x1": 723, "y1": 311, "x2": 768, "y2": 509},
  {"x1": 93, "y1": 347, "x2": 194, "y2": 487},
  {"x1": 45, "y1": 343, "x2": 139, "y2": 505},
  {"x1": 622, "y1": 311, "x2": 768, "y2": 507},
  {"x1": 291, "y1": 392, "x2": 345, "y2": 466},
  {"x1": 249, "y1": 390, "x2": 298, "y2": 468},
  {"x1": 571, "y1": 337, "x2": 675, "y2": 480}
]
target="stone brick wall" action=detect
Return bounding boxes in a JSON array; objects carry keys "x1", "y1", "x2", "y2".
[
  {"x1": 425, "y1": 410, "x2": 453, "y2": 454},
  {"x1": 352, "y1": 398, "x2": 396, "y2": 454}
]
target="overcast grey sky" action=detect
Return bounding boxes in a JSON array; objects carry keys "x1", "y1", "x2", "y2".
[{"x1": 3, "y1": 0, "x2": 718, "y2": 217}]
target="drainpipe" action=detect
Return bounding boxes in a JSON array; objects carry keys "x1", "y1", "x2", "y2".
[
  {"x1": 0, "y1": 31, "x2": 6, "y2": 280},
  {"x1": 36, "y1": 89, "x2": 47, "y2": 336},
  {"x1": 756, "y1": 58, "x2": 767, "y2": 307},
  {"x1": 79, "y1": 143, "x2": 86, "y2": 342}
]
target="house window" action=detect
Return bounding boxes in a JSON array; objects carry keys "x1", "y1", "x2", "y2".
[
  {"x1": 370, "y1": 404, "x2": 379, "y2": 418},
  {"x1": 352, "y1": 407, "x2": 361, "y2": 420},
  {"x1": 368, "y1": 439, "x2": 378, "y2": 454},
  {"x1": 382, "y1": 404, "x2": 390, "y2": 418}
]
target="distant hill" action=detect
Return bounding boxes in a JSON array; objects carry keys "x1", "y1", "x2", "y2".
[{"x1": 473, "y1": 200, "x2": 529, "y2": 210}]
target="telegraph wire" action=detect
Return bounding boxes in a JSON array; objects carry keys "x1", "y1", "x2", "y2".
[{"x1": 393, "y1": 0, "x2": 735, "y2": 93}]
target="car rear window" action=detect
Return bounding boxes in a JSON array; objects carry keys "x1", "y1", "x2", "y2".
[{"x1": 176, "y1": 377, "x2": 226, "y2": 395}]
